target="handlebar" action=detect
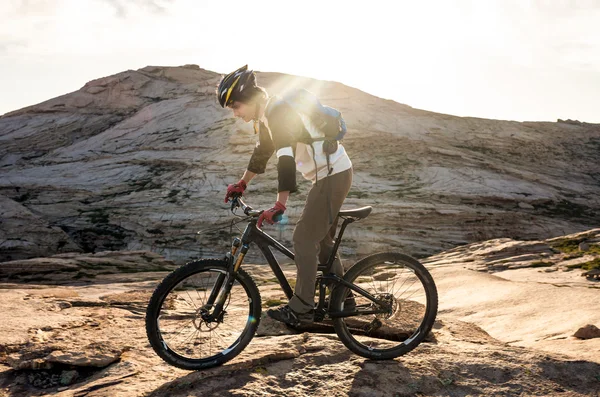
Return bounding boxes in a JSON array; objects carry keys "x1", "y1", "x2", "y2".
[{"x1": 230, "y1": 195, "x2": 263, "y2": 217}]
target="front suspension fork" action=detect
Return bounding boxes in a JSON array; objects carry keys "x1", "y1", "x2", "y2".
[{"x1": 204, "y1": 244, "x2": 248, "y2": 322}]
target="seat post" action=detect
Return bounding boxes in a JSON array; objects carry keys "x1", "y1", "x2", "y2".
[{"x1": 325, "y1": 217, "x2": 354, "y2": 269}]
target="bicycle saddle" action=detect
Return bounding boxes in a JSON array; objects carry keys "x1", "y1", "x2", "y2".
[{"x1": 338, "y1": 206, "x2": 372, "y2": 220}]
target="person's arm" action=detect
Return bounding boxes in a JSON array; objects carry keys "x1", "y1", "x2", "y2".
[
  {"x1": 247, "y1": 122, "x2": 275, "y2": 176},
  {"x1": 255, "y1": 104, "x2": 299, "y2": 226},
  {"x1": 276, "y1": 190, "x2": 290, "y2": 206},
  {"x1": 241, "y1": 169, "x2": 257, "y2": 185},
  {"x1": 268, "y1": 103, "x2": 300, "y2": 197},
  {"x1": 226, "y1": 126, "x2": 272, "y2": 203}
]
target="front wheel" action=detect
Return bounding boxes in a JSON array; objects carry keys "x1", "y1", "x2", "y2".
[
  {"x1": 331, "y1": 252, "x2": 438, "y2": 360},
  {"x1": 145, "y1": 259, "x2": 262, "y2": 370}
]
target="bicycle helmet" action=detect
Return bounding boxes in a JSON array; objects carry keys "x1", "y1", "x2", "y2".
[{"x1": 217, "y1": 64, "x2": 256, "y2": 108}]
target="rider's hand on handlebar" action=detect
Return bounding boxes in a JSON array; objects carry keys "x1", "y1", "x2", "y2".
[
  {"x1": 225, "y1": 179, "x2": 247, "y2": 203},
  {"x1": 257, "y1": 201, "x2": 286, "y2": 228}
]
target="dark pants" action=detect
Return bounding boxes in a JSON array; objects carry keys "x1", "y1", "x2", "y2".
[{"x1": 288, "y1": 167, "x2": 353, "y2": 313}]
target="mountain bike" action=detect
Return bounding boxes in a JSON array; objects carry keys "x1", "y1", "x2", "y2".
[{"x1": 145, "y1": 196, "x2": 438, "y2": 370}]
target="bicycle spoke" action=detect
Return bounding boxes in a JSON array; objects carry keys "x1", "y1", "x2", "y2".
[
  {"x1": 387, "y1": 264, "x2": 406, "y2": 295},
  {"x1": 398, "y1": 281, "x2": 422, "y2": 301},
  {"x1": 394, "y1": 277, "x2": 419, "y2": 300},
  {"x1": 166, "y1": 317, "x2": 196, "y2": 339},
  {"x1": 195, "y1": 286, "x2": 204, "y2": 307},
  {"x1": 213, "y1": 328, "x2": 230, "y2": 348},
  {"x1": 185, "y1": 290, "x2": 199, "y2": 310},
  {"x1": 177, "y1": 327, "x2": 200, "y2": 349}
]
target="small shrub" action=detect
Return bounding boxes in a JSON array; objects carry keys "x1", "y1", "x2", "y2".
[
  {"x1": 88, "y1": 209, "x2": 109, "y2": 224},
  {"x1": 530, "y1": 261, "x2": 554, "y2": 268},
  {"x1": 146, "y1": 228, "x2": 164, "y2": 235},
  {"x1": 565, "y1": 258, "x2": 600, "y2": 270},
  {"x1": 264, "y1": 277, "x2": 279, "y2": 284},
  {"x1": 551, "y1": 239, "x2": 584, "y2": 254},
  {"x1": 581, "y1": 258, "x2": 600, "y2": 271},
  {"x1": 348, "y1": 190, "x2": 369, "y2": 199},
  {"x1": 13, "y1": 192, "x2": 31, "y2": 202},
  {"x1": 264, "y1": 298, "x2": 285, "y2": 307}
]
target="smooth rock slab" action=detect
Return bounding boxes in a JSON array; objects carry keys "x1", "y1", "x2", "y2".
[
  {"x1": 7, "y1": 345, "x2": 123, "y2": 370},
  {"x1": 45, "y1": 345, "x2": 123, "y2": 367}
]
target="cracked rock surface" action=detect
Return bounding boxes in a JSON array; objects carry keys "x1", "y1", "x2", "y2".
[
  {"x1": 1, "y1": 65, "x2": 600, "y2": 264},
  {"x1": 0, "y1": 229, "x2": 599, "y2": 396}
]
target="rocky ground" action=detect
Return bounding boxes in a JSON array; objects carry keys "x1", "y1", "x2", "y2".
[
  {"x1": 0, "y1": 229, "x2": 598, "y2": 396},
  {"x1": 1, "y1": 65, "x2": 599, "y2": 265}
]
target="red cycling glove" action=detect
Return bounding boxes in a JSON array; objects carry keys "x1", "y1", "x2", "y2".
[
  {"x1": 257, "y1": 201, "x2": 286, "y2": 228},
  {"x1": 225, "y1": 179, "x2": 247, "y2": 203}
]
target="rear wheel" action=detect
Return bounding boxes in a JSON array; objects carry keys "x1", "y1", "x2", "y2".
[
  {"x1": 145, "y1": 259, "x2": 262, "y2": 370},
  {"x1": 331, "y1": 252, "x2": 437, "y2": 360}
]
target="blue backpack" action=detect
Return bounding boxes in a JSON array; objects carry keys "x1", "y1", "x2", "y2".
[{"x1": 266, "y1": 89, "x2": 347, "y2": 154}]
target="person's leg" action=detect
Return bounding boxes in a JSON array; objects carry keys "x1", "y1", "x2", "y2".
[
  {"x1": 318, "y1": 217, "x2": 339, "y2": 268},
  {"x1": 322, "y1": 168, "x2": 353, "y2": 278},
  {"x1": 288, "y1": 168, "x2": 353, "y2": 313},
  {"x1": 318, "y1": 217, "x2": 344, "y2": 276}
]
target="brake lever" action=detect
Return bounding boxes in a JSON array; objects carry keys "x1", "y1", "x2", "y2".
[
  {"x1": 229, "y1": 196, "x2": 262, "y2": 218},
  {"x1": 230, "y1": 195, "x2": 242, "y2": 213}
]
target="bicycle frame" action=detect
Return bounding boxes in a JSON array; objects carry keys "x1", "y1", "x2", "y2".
[{"x1": 204, "y1": 198, "x2": 390, "y2": 322}]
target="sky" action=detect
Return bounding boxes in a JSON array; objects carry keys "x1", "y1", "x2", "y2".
[{"x1": 1, "y1": 0, "x2": 599, "y2": 122}]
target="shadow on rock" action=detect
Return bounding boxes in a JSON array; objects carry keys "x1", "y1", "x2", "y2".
[{"x1": 145, "y1": 334, "x2": 356, "y2": 397}]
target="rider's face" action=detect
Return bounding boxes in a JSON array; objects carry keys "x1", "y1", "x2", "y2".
[{"x1": 228, "y1": 101, "x2": 253, "y2": 123}]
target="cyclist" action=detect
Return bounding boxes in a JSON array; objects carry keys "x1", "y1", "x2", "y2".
[{"x1": 217, "y1": 65, "x2": 353, "y2": 325}]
